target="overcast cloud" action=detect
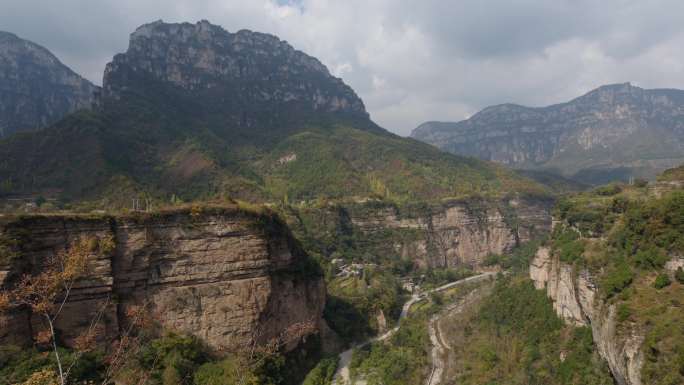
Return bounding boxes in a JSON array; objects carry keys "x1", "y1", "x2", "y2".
[{"x1": 3, "y1": 0, "x2": 684, "y2": 135}]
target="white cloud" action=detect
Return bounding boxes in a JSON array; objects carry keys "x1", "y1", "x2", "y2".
[{"x1": 2, "y1": 0, "x2": 684, "y2": 135}]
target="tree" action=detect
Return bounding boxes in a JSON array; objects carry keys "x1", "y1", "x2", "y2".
[
  {"x1": 0, "y1": 236, "x2": 104, "y2": 385},
  {"x1": 654, "y1": 273, "x2": 671, "y2": 289},
  {"x1": 225, "y1": 320, "x2": 317, "y2": 385},
  {"x1": 34, "y1": 196, "x2": 47, "y2": 207}
]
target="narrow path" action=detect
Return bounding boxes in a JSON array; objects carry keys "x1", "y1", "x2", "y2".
[
  {"x1": 425, "y1": 282, "x2": 494, "y2": 385},
  {"x1": 331, "y1": 272, "x2": 495, "y2": 385}
]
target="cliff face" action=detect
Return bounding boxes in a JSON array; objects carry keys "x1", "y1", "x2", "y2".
[
  {"x1": 103, "y1": 20, "x2": 367, "y2": 120},
  {"x1": 0, "y1": 208, "x2": 326, "y2": 352},
  {"x1": 354, "y1": 200, "x2": 550, "y2": 268},
  {"x1": 0, "y1": 31, "x2": 98, "y2": 138},
  {"x1": 293, "y1": 198, "x2": 551, "y2": 269},
  {"x1": 530, "y1": 247, "x2": 643, "y2": 385},
  {"x1": 412, "y1": 83, "x2": 684, "y2": 185}
]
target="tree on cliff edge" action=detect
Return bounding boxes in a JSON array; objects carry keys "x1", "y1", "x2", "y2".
[{"x1": 0, "y1": 236, "x2": 112, "y2": 385}]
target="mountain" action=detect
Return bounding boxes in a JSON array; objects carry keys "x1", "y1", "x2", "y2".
[
  {"x1": 411, "y1": 83, "x2": 684, "y2": 185},
  {"x1": 0, "y1": 31, "x2": 98, "y2": 137},
  {"x1": 0, "y1": 20, "x2": 544, "y2": 206}
]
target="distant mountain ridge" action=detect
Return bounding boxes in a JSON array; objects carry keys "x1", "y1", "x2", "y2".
[
  {"x1": 0, "y1": 20, "x2": 543, "y2": 205},
  {"x1": 0, "y1": 31, "x2": 98, "y2": 137},
  {"x1": 411, "y1": 83, "x2": 684, "y2": 185}
]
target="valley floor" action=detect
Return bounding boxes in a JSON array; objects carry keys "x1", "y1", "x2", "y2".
[{"x1": 332, "y1": 272, "x2": 496, "y2": 385}]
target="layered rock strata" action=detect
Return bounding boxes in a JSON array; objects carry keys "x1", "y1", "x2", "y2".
[
  {"x1": 295, "y1": 197, "x2": 551, "y2": 269},
  {"x1": 0, "y1": 207, "x2": 326, "y2": 352},
  {"x1": 530, "y1": 246, "x2": 643, "y2": 385}
]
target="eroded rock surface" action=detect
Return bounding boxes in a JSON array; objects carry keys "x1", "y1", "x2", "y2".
[
  {"x1": 103, "y1": 20, "x2": 367, "y2": 119},
  {"x1": 347, "y1": 198, "x2": 551, "y2": 268},
  {"x1": 0, "y1": 208, "x2": 326, "y2": 352},
  {"x1": 530, "y1": 246, "x2": 643, "y2": 385}
]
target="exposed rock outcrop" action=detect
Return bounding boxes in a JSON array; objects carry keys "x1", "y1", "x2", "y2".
[
  {"x1": 103, "y1": 20, "x2": 367, "y2": 119},
  {"x1": 530, "y1": 246, "x2": 643, "y2": 385},
  {"x1": 0, "y1": 207, "x2": 326, "y2": 352},
  {"x1": 412, "y1": 83, "x2": 684, "y2": 185},
  {"x1": 296, "y1": 197, "x2": 551, "y2": 269},
  {"x1": 0, "y1": 31, "x2": 98, "y2": 137}
]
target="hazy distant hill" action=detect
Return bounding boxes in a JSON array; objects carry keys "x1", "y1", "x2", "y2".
[
  {"x1": 0, "y1": 31, "x2": 98, "y2": 137},
  {"x1": 411, "y1": 83, "x2": 684, "y2": 185}
]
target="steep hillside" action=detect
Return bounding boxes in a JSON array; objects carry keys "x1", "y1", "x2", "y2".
[
  {"x1": 441, "y1": 276, "x2": 614, "y2": 385},
  {"x1": 530, "y1": 169, "x2": 684, "y2": 385},
  {"x1": 0, "y1": 20, "x2": 545, "y2": 207},
  {"x1": 411, "y1": 83, "x2": 684, "y2": 185},
  {"x1": 0, "y1": 31, "x2": 98, "y2": 137}
]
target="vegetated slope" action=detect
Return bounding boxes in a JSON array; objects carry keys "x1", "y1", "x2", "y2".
[
  {"x1": 0, "y1": 20, "x2": 545, "y2": 207},
  {"x1": 540, "y1": 169, "x2": 684, "y2": 385},
  {"x1": 411, "y1": 83, "x2": 684, "y2": 185},
  {"x1": 441, "y1": 275, "x2": 614, "y2": 385},
  {"x1": 0, "y1": 31, "x2": 98, "y2": 137}
]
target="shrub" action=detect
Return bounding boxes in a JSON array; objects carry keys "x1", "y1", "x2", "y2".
[
  {"x1": 654, "y1": 273, "x2": 671, "y2": 289},
  {"x1": 617, "y1": 303, "x2": 632, "y2": 323},
  {"x1": 559, "y1": 239, "x2": 585, "y2": 263},
  {"x1": 633, "y1": 247, "x2": 669, "y2": 269},
  {"x1": 611, "y1": 196, "x2": 629, "y2": 214},
  {"x1": 676, "y1": 267, "x2": 684, "y2": 284},
  {"x1": 483, "y1": 253, "x2": 501, "y2": 266},
  {"x1": 430, "y1": 291, "x2": 444, "y2": 306},
  {"x1": 601, "y1": 262, "x2": 634, "y2": 298},
  {"x1": 594, "y1": 184, "x2": 622, "y2": 196},
  {"x1": 634, "y1": 178, "x2": 649, "y2": 188},
  {"x1": 137, "y1": 332, "x2": 208, "y2": 385},
  {"x1": 553, "y1": 229, "x2": 585, "y2": 263},
  {"x1": 301, "y1": 357, "x2": 338, "y2": 385}
]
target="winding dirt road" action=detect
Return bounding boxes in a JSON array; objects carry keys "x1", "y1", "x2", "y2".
[
  {"x1": 331, "y1": 272, "x2": 495, "y2": 385},
  {"x1": 425, "y1": 287, "x2": 488, "y2": 385}
]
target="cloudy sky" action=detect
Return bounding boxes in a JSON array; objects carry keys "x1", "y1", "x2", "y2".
[{"x1": 3, "y1": 0, "x2": 684, "y2": 135}]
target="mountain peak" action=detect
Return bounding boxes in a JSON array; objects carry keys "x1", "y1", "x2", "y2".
[
  {"x1": 0, "y1": 30, "x2": 20, "y2": 41},
  {"x1": 0, "y1": 31, "x2": 98, "y2": 137},
  {"x1": 103, "y1": 20, "x2": 367, "y2": 118},
  {"x1": 411, "y1": 83, "x2": 684, "y2": 185}
]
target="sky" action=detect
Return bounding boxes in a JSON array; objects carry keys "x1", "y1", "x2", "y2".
[{"x1": 3, "y1": 0, "x2": 684, "y2": 136}]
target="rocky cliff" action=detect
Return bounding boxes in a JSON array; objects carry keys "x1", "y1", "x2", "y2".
[
  {"x1": 412, "y1": 83, "x2": 684, "y2": 185},
  {"x1": 0, "y1": 206, "x2": 327, "y2": 352},
  {"x1": 530, "y1": 247, "x2": 643, "y2": 385},
  {"x1": 103, "y1": 20, "x2": 367, "y2": 121},
  {"x1": 0, "y1": 31, "x2": 98, "y2": 138},
  {"x1": 292, "y1": 197, "x2": 552, "y2": 269}
]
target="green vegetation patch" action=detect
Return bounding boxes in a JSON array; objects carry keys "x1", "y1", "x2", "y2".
[
  {"x1": 442, "y1": 276, "x2": 613, "y2": 385},
  {"x1": 550, "y1": 177, "x2": 684, "y2": 385}
]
